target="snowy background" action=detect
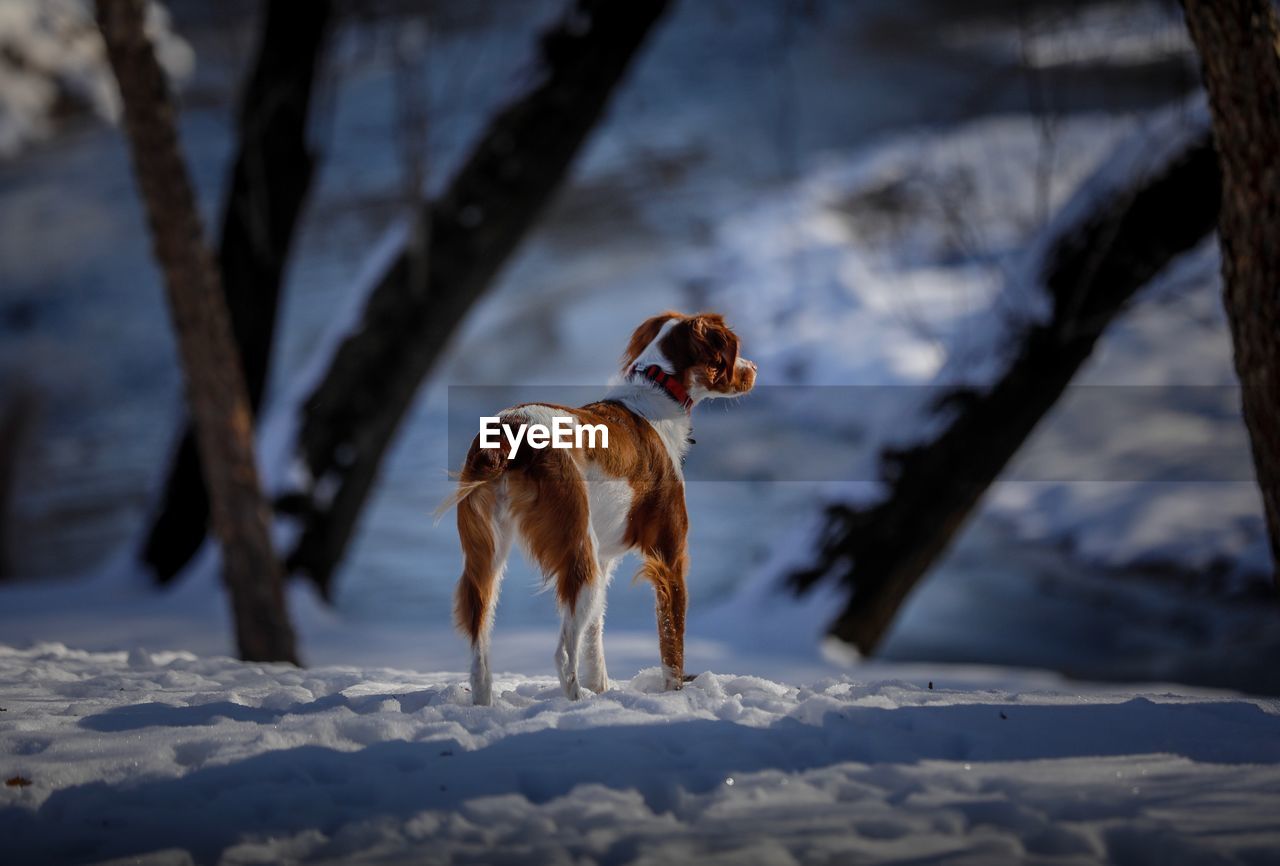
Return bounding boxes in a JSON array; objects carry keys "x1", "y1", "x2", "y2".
[
  {"x1": 1, "y1": 0, "x2": 1274, "y2": 690},
  {"x1": 2, "y1": 1, "x2": 1280, "y2": 862}
]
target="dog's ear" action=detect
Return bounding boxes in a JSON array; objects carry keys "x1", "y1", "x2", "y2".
[
  {"x1": 688, "y1": 313, "x2": 739, "y2": 386},
  {"x1": 621, "y1": 311, "x2": 682, "y2": 374}
]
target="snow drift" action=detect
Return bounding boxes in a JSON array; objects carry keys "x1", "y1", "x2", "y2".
[{"x1": 2, "y1": 643, "x2": 1279, "y2": 864}]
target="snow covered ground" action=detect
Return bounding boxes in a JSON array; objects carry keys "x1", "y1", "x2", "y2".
[{"x1": 3, "y1": 643, "x2": 1279, "y2": 865}]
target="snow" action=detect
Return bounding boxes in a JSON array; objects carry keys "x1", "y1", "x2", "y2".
[
  {"x1": 949, "y1": 0, "x2": 1196, "y2": 71},
  {"x1": 0, "y1": 519, "x2": 844, "y2": 687},
  {"x1": 3, "y1": 642, "x2": 1279, "y2": 865},
  {"x1": 2, "y1": 4, "x2": 1278, "y2": 858},
  {"x1": 0, "y1": 0, "x2": 192, "y2": 158}
]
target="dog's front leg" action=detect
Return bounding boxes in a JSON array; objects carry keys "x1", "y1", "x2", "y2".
[
  {"x1": 646, "y1": 555, "x2": 688, "y2": 691},
  {"x1": 581, "y1": 615, "x2": 609, "y2": 694}
]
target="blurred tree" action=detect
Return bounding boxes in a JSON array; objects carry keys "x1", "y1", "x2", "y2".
[
  {"x1": 0, "y1": 390, "x2": 36, "y2": 581},
  {"x1": 789, "y1": 132, "x2": 1221, "y2": 655},
  {"x1": 137, "y1": 0, "x2": 671, "y2": 598},
  {"x1": 281, "y1": 0, "x2": 672, "y2": 598},
  {"x1": 1183, "y1": 0, "x2": 1280, "y2": 588},
  {"x1": 141, "y1": 0, "x2": 333, "y2": 585},
  {"x1": 96, "y1": 0, "x2": 298, "y2": 663}
]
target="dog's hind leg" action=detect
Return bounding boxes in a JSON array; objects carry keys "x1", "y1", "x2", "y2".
[
  {"x1": 553, "y1": 532, "x2": 605, "y2": 701},
  {"x1": 454, "y1": 482, "x2": 512, "y2": 706},
  {"x1": 505, "y1": 449, "x2": 600, "y2": 700},
  {"x1": 580, "y1": 555, "x2": 618, "y2": 694}
]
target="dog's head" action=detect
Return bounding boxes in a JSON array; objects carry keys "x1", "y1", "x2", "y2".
[{"x1": 621, "y1": 311, "x2": 756, "y2": 402}]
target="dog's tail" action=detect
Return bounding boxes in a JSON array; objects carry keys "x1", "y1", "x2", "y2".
[
  {"x1": 434, "y1": 436, "x2": 509, "y2": 519},
  {"x1": 444, "y1": 436, "x2": 511, "y2": 644}
]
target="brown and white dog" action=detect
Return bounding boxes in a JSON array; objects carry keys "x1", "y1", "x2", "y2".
[{"x1": 446, "y1": 311, "x2": 755, "y2": 705}]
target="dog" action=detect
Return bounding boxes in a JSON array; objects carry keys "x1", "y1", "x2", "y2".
[{"x1": 445, "y1": 311, "x2": 756, "y2": 705}]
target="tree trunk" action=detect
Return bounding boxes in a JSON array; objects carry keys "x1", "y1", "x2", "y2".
[
  {"x1": 1183, "y1": 0, "x2": 1280, "y2": 587},
  {"x1": 0, "y1": 390, "x2": 36, "y2": 581},
  {"x1": 283, "y1": 0, "x2": 671, "y2": 597},
  {"x1": 789, "y1": 131, "x2": 1221, "y2": 655},
  {"x1": 96, "y1": 0, "x2": 298, "y2": 663},
  {"x1": 141, "y1": 0, "x2": 332, "y2": 585}
]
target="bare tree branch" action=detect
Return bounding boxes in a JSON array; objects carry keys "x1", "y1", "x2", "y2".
[{"x1": 789, "y1": 129, "x2": 1220, "y2": 655}]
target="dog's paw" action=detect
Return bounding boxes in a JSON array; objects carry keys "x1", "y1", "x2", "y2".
[
  {"x1": 470, "y1": 674, "x2": 493, "y2": 707},
  {"x1": 560, "y1": 672, "x2": 583, "y2": 701}
]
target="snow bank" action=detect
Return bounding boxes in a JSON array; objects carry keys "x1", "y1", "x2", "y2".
[
  {"x1": 949, "y1": 0, "x2": 1195, "y2": 72},
  {"x1": 2, "y1": 643, "x2": 1278, "y2": 864}
]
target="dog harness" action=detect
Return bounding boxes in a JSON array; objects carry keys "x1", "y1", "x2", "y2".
[{"x1": 630, "y1": 364, "x2": 693, "y2": 412}]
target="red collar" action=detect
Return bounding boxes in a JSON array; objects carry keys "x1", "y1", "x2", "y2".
[{"x1": 631, "y1": 364, "x2": 693, "y2": 412}]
